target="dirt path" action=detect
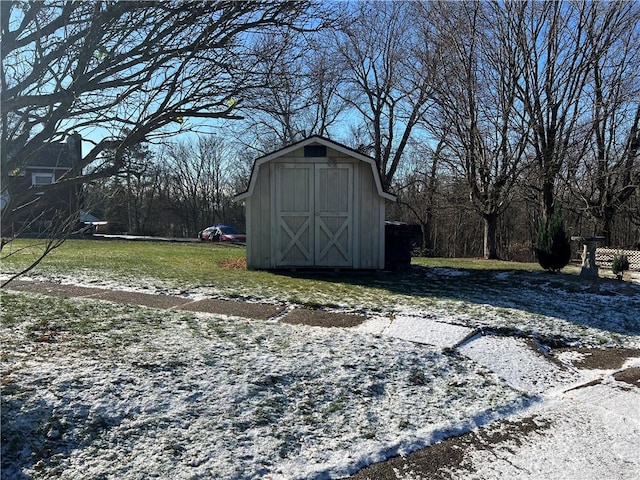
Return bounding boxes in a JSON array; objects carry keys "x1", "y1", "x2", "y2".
[{"x1": 4, "y1": 278, "x2": 365, "y2": 325}]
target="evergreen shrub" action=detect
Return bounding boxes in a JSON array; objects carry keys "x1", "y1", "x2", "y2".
[
  {"x1": 534, "y1": 209, "x2": 571, "y2": 272},
  {"x1": 612, "y1": 254, "x2": 630, "y2": 279}
]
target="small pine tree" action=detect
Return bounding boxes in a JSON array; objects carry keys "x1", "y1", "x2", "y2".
[
  {"x1": 612, "y1": 254, "x2": 630, "y2": 279},
  {"x1": 534, "y1": 209, "x2": 572, "y2": 272}
]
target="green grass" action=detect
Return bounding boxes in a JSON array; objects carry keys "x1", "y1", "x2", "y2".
[
  {"x1": 1, "y1": 239, "x2": 554, "y2": 279},
  {"x1": 412, "y1": 256, "x2": 545, "y2": 271},
  {"x1": 2, "y1": 238, "x2": 242, "y2": 279},
  {"x1": 2, "y1": 239, "x2": 638, "y2": 349},
  {"x1": 0, "y1": 290, "x2": 176, "y2": 353},
  {"x1": 1, "y1": 238, "x2": 580, "y2": 311}
]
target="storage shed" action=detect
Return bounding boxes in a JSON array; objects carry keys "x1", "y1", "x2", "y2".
[{"x1": 234, "y1": 136, "x2": 396, "y2": 270}]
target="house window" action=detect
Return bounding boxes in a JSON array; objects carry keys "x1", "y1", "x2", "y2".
[{"x1": 31, "y1": 173, "x2": 55, "y2": 186}]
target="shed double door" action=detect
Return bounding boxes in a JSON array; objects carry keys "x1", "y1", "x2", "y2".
[{"x1": 275, "y1": 163, "x2": 353, "y2": 267}]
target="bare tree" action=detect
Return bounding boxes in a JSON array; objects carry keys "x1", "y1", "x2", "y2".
[
  {"x1": 162, "y1": 135, "x2": 234, "y2": 237},
  {"x1": 570, "y1": 2, "x2": 640, "y2": 246},
  {"x1": 119, "y1": 143, "x2": 155, "y2": 235},
  {"x1": 334, "y1": 1, "x2": 438, "y2": 189},
  {"x1": 513, "y1": 1, "x2": 593, "y2": 222},
  {"x1": 240, "y1": 25, "x2": 348, "y2": 152},
  {"x1": 1, "y1": 0, "x2": 315, "y2": 280},
  {"x1": 393, "y1": 137, "x2": 448, "y2": 256},
  {"x1": 427, "y1": 2, "x2": 530, "y2": 259},
  {"x1": 88, "y1": 142, "x2": 164, "y2": 235}
]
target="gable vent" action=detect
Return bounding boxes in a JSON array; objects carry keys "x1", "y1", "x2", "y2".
[{"x1": 304, "y1": 145, "x2": 326, "y2": 157}]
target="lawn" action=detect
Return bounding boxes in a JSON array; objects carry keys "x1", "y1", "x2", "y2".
[
  {"x1": 2, "y1": 238, "x2": 548, "y2": 280},
  {"x1": 1, "y1": 238, "x2": 560, "y2": 312},
  {"x1": 1, "y1": 291, "x2": 529, "y2": 479},
  {"x1": 2, "y1": 238, "x2": 639, "y2": 479},
  {"x1": 2, "y1": 239, "x2": 636, "y2": 347}
]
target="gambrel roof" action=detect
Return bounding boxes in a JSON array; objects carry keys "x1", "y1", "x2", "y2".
[{"x1": 234, "y1": 135, "x2": 396, "y2": 202}]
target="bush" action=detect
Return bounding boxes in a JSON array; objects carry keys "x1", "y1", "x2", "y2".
[
  {"x1": 534, "y1": 210, "x2": 571, "y2": 272},
  {"x1": 612, "y1": 254, "x2": 630, "y2": 279}
]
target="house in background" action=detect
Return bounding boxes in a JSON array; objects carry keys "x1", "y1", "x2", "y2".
[
  {"x1": 2, "y1": 133, "x2": 83, "y2": 236},
  {"x1": 234, "y1": 136, "x2": 396, "y2": 270}
]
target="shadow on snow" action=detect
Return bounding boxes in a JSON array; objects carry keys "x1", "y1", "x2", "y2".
[{"x1": 272, "y1": 266, "x2": 640, "y2": 343}]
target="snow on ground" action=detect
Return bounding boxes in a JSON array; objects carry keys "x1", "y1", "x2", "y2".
[
  {"x1": 458, "y1": 335, "x2": 585, "y2": 395},
  {"x1": 1, "y1": 293, "x2": 528, "y2": 480},
  {"x1": 11, "y1": 267, "x2": 639, "y2": 350},
  {"x1": 2, "y1": 267, "x2": 640, "y2": 479},
  {"x1": 358, "y1": 303, "x2": 639, "y2": 480},
  {"x1": 454, "y1": 367, "x2": 640, "y2": 480},
  {"x1": 376, "y1": 315, "x2": 474, "y2": 350},
  {"x1": 359, "y1": 313, "x2": 588, "y2": 396}
]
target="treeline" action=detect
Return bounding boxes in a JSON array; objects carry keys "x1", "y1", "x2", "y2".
[
  {"x1": 90, "y1": 137, "x2": 637, "y2": 261},
  {"x1": 89, "y1": 1, "x2": 639, "y2": 259},
  {"x1": 86, "y1": 137, "x2": 247, "y2": 238},
  {"x1": 3, "y1": 1, "x2": 639, "y2": 260}
]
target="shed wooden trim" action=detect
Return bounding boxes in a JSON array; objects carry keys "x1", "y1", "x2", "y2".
[{"x1": 234, "y1": 135, "x2": 396, "y2": 203}]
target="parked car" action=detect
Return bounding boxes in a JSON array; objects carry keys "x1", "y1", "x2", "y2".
[
  {"x1": 199, "y1": 225, "x2": 246, "y2": 243},
  {"x1": 198, "y1": 226, "x2": 217, "y2": 241}
]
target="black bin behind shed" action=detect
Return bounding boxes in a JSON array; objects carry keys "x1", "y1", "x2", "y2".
[{"x1": 385, "y1": 222, "x2": 421, "y2": 271}]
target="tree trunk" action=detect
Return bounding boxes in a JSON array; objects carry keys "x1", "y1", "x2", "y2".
[
  {"x1": 483, "y1": 213, "x2": 499, "y2": 260},
  {"x1": 419, "y1": 219, "x2": 432, "y2": 256},
  {"x1": 599, "y1": 207, "x2": 615, "y2": 247},
  {"x1": 541, "y1": 179, "x2": 555, "y2": 223}
]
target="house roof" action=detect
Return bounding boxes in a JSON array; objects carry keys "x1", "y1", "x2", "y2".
[
  {"x1": 234, "y1": 135, "x2": 396, "y2": 202},
  {"x1": 24, "y1": 144, "x2": 73, "y2": 169},
  {"x1": 8, "y1": 133, "x2": 81, "y2": 170}
]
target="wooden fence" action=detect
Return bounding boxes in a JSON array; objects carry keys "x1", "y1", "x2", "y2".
[{"x1": 595, "y1": 248, "x2": 640, "y2": 271}]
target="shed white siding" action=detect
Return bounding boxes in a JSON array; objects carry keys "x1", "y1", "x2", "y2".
[{"x1": 236, "y1": 137, "x2": 395, "y2": 270}]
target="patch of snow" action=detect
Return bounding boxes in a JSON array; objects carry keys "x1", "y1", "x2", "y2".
[
  {"x1": 555, "y1": 350, "x2": 590, "y2": 364},
  {"x1": 493, "y1": 271, "x2": 512, "y2": 281},
  {"x1": 458, "y1": 335, "x2": 586, "y2": 395},
  {"x1": 424, "y1": 267, "x2": 470, "y2": 278},
  {"x1": 383, "y1": 315, "x2": 475, "y2": 349},
  {"x1": 622, "y1": 356, "x2": 640, "y2": 369},
  {"x1": 460, "y1": 380, "x2": 640, "y2": 480},
  {"x1": 354, "y1": 315, "x2": 391, "y2": 334}
]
